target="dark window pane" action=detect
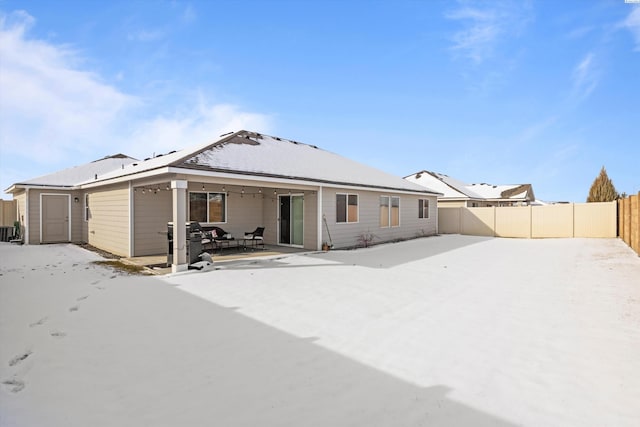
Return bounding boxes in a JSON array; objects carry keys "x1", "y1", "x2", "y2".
[
  {"x1": 336, "y1": 194, "x2": 346, "y2": 223},
  {"x1": 189, "y1": 193, "x2": 207, "y2": 222}
]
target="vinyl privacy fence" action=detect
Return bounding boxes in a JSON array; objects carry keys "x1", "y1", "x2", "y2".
[
  {"x1": 618, "y1": 193, "x2": 640, "y2": 256},
  {"x1": 438, "y1": 202, "x2": 617, "y2": 239},
  {"x1": 0, "y1": 199, "x2": 16, "y2": 227}
]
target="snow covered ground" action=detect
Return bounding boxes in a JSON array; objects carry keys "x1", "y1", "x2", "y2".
[{"x1": 1, "y1": 236, "x2": 639, "y2": 426}]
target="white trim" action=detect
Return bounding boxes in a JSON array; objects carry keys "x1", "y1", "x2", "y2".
[
  {"x1": 379, "y1": 195, "x2": 401, "y2": 228},
  {"x1": 188, "y1": 191, "x2": 228, "y2": 224},
  {"x1": 277, "y1": 193, "x2": 305, "y2": 248},
  {"x1": 39, "y1": 193, "x2": 71, "y2": 243},
  {"x1": 317, "y1": 186, "x2": 323, "y2": 250},
  {"x1": 335, "y1": 192, "x2": 360, "y2": 224},
  {"x1": 77, "y1": 166, "x2": 437, "y2": 196},
  {"x1": 418, "y1": 198, "x2": 430, "y2": 219},
  {"x1": 128, "y1": 182, "x2": 134, "y2": 257}
]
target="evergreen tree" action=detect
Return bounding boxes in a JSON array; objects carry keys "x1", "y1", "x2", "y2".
[{"x1": 587, "y1": 166, "x2": 618, "y2": 202}]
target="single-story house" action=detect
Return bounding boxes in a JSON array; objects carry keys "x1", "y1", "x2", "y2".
[
  {"x1": 6, "y1": 131, "x2": 441, "y2": 271},
  {"x1": 404, "y1": 170, "x2": 535, "y2": 207}
]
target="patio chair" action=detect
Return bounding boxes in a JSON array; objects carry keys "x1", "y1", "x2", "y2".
[
  {"x1": 243, "y1": 227, "x2": 265, "y2": 250},
  {"x1": 204, "y1": 226, "x2": 237, "y2": 253}
]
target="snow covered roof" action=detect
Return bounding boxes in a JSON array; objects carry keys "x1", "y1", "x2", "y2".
[
  {"x1": 466, "y1": 183, "x2": 531, "y2": 200},
  {"x1": 8, "y1": 154, "x2": 137, "y2": 190},
  {"x1": 404, "y1": 171, "x2": 483, "y2": 199},
  {"x1": 90, "y1": 131, "x2": 441, "y2": 194},
  {"x1": 405, "y1": 170, "x2": 534, "y2": 201}
]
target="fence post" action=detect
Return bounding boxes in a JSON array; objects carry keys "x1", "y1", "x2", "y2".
[
  {"x1": 633, "y1": 193, "x2": 640, "y2": 255},
  {"x1": 618, "y1": 199, "x2": 622, "y2": 238},
  {"x1": 493, "y1": 206, "x2": 496, "y2": 237}
]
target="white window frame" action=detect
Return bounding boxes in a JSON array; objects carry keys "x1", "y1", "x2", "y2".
[
  {"x1": 380, "y1": 195, "x2": 400, "y2": 228},
  {"x1": 418, "y1": 198, "x2": 429, "y2": 219},
  {"x1": 336, "y1": 193, "x2": 359, "y2": 224},
  {"x1": 189, "y1": 191, "x2": 228, "y2": 224},
  {"x1": 84, "y1": 193, "x2": 90, "y2": 221}
]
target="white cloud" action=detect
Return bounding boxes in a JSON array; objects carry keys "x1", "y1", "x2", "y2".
[
  {"x1": 0, "y1": 10, "x2": 271, "y2": 192},
  {"x1": 571, "y1": 52, "x2": 599, "y2": 101},
  {"x1": 445, "y1": 1, "x2": 532, "y2": 64},
  {"x1": 128, "y1": 101, "x2": 271, "y2": 159},
  {"x1": 0, "y1": 10, "x2": 135, "y2": 164},
  {"x1": 622, "y1": 6, "x2": 640, "y2": 51}
]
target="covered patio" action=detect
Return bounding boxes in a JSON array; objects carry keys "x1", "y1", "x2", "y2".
[{"x1": 128, "y1": 177, "x2": 321, "y2": 272}]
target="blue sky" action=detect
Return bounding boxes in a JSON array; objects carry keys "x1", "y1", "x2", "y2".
[{"x1": 1, "y1": 0, "x2": 638, "y2": 202}]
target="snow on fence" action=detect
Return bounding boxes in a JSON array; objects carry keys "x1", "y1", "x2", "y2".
[
  {"x1": 0, "y1": 199, "x2": 17, "y2": 227},
  {"x1": 618, "y1": 193, "x2": 640, "y2": 256},
  {"x1": 438, "y1": 202, "x2": 617, "y2": 239}
]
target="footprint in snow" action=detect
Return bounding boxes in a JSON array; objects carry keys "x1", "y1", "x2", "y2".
[
  {"x1": 8, "y1": 351, "x2": 32, "y2": 367},
  {"x1": 2, "y1": 378, "x2": 25, "y2": 393},
  {"x1": 29, "y1": 317, "x2": 48, "y2": 327}
]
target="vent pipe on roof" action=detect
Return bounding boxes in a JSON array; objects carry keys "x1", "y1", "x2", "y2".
[{"x1": 94, "y1": 174, "x2": 97, "y2": 180}]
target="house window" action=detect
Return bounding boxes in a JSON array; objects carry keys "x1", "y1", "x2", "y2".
[
  {"x1": 336, "y1": 193, "x2": 358, "y2": 223},
  {"x1": 380, "y1": 196, "x2": 400, "y2": 227},
  {"x1": 84, "y1": 194, "x2": 90, "y2": 221},
  {"x1": 418, "y1": 199, "x2": 429, "y2": 219},
  {"x1": 189, "y1": 192, "x2": 226, "y2": 223}
]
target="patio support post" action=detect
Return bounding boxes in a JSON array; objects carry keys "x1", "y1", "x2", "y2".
[{"x1": 171, "y1": 180, "x2": 188, "y2": 273}]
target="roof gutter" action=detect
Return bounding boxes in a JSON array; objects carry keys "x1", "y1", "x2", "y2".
[{"x1": 76, "y1": 165, "x2": 442, "y2": 196}]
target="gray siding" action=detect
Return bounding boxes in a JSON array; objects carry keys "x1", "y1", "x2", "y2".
[{"x1": 322, "y1": 188, "x2": 437, "y2": 249}]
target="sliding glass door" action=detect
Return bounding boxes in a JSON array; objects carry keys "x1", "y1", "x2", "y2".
[{"x1": 278, "y1": 195, "x2": 303, "y2": 246}]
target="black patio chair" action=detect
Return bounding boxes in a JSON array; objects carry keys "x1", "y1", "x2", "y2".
[{"x1": 243, "y1": 227, "x2": 265, "y2": 250}]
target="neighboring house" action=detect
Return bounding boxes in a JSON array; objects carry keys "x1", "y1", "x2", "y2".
[
  {"x1": 405, "y1": 170, "x2": 535, "y2": 207},
  {"x1": 5, "y1": 131, "x2": 441, "y2": 271}
]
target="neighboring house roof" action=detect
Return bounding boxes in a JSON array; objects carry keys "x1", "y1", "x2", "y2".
[
  {"x1": 7, "y1": 154, "x2": 137, "y2": 190},
  {"x1": 405, "y1": 170, "x2": 534, "y2": 202},
  {"x1": 7, "y1": 131, "x2": 441, "y2": 195},
  {"x1": 466, "y1": 183, "x2": 534, "y2": 201},
  {"x1": 404, "y1": 171, "x2": 483, "y2": 199}
]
